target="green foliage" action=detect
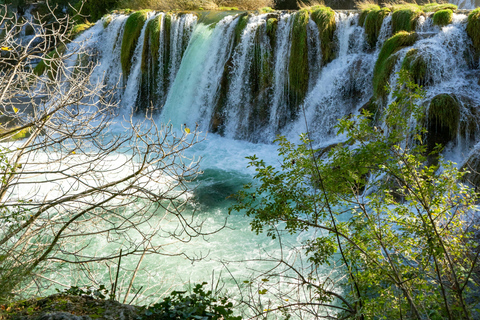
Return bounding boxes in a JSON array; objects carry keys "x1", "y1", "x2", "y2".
[
  {"x1": 364, "y1": 7, "x2": 391, "y2": 48},
  {"x1": 233, "y1": 13, "x2": 249, "y2": 48},
  {"x1": 231, "y1": 73, "x2": 479, "y2": 319},
  {"x1": 120, "y1": 10, "x2": 150, "y2": 78},
  {"x1": 259, "y1": 7, "x2": 274, "y2": 13},
  {"x1": 288, "y1": 10, "x2": 309, "y2": 112},
  {"x1": 266, "y1": 17, "x2": 277, "y2": 44},
  {"x1": 373, "y1": 31, "x2": 417, "y2": 99},
  {"x1": 467, "y1": 8, "x2": 480, "y2": 58},
  {"x1": 310, "y1": 5, "x2": 336, "y2": 64},
  {"x1": 82, "y1": 0, "x2": 119, "y2": 22},
  {"x1": 139, "y1": 283, "x2": 241, "y2": 320},
  {"x1": 433, "y1": 9, "x2": 453, "y2": 26},
  {"x1": 141, "y1": 15, "x2": 161, "y2": 74},
  {"x1": 391, "y1": 5, "x2": 423, "y2": 34},
  {"x1": 401, "y1": 48, "x2": 428, "y2": 86},
  {"x1": 57, "y1": 285, "x2": 110, "y2": 300},
  {"x1": 421, "y1": 2, "x2": 457, "y2": 12}
]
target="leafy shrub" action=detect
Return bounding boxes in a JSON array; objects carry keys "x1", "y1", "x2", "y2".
[{"x1": 139, "y1": 283, "x2": 240, "y2": 320}]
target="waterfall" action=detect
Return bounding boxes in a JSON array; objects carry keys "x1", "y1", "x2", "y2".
[{"x1": 73, "y1": 8, "x2": 480, "y2": 153}]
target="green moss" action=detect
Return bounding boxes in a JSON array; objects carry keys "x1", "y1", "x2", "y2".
[
  {"x1": 120, "y1": 10, "x2": 150, "y2": 78},
  {"x1": 432, "y1": 9, "x2": 453, "y2": 27},
  {"x1": 467, "y1": 8, "x2": 480, "y2": 58},
  {"x1": 373, "y1": 31, "x2": 417, "y2": 99},
  {"x1": 288, "y1": 10, "x2": 310, "y2": 112},
  {"x1": 233, "y1": 13, "x2": 249, "y2": 48},
  {"x1": 391, "y1": 5, "x2": 423, "y2": 34},
  {"x1": 364, "y1": 8, "x2": 391, "y2": 48},
  {"x1": 102, "y1": 15, "x2": 113, "y2": 28},
  {"x1": 358, "y1": 4, "x2": 381, "y2": 27},
  {"x1": 141, "y1": 15, "x2": 161, "y2": 74},
  {"x1": 401, "y1": 48, "x2": 428, "y2": 86},
  {"x1": 259, "y1": 7, "x2": 274, "y2": 13},
  {"x1": 426, "y1": 94, "x2": 460, "y2": 155},
  {"x1": 33, "y1": 44, "x2": 67, "y2": 80},
  {"x1": 266, "y1": 18, "x2": 278, "y2": 45},
  {"x1": 310, "y1": 6, "x2": 336, "y2": 64},
  {"x1": 421, "y1": 2, "x2": 457, "y2": 12},
  {"x1": 70, "y1": 23, "x2": 92, "y2": 39}
]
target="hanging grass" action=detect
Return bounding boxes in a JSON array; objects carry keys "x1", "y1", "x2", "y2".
[
  {"x1": 233, "y1": 13, "x2": 249, "y2": 47},
  {"x1": 421, "y1": 2, "x2": 457, "y2": 12},
  {"x1": 391, "y1": 5, "x2": 423, "y2": 34},
  {"x1": 364, "y1": 7, "x2": 391, "y2": 48},
  {"x1": 358, "y1": 3, "x2": 380, "y2": 27},
  {"x1": 120, "y1": 10, "x2": 151, "y2": 78},
  {"x1": 401, "y1": 48, "x2": 427, "y2": 86},
  {"x1": 288, "y1": 10, "x2": 310, "y2": 111},
  {"x1": 426, "y1": 93, "x2": 460, "y2": 153},
  {"x1": 373, "y1": 31, "x2": 417, "y2": 99},
  {"x1": 141, "y1": 15, "x2": 162, "y2": 74},
  {"x1": 310, "y1": 5, "x2": 336, "y2": 64},
  {"x1": 467, "y1": 8, "x2": 480, "y2": 58},
  {"x1": 432, "y1": 9, "x2": 453, "y2": 27},
  {"x1": 266, "y1": 17, "x2": 278, "y2": 46}
]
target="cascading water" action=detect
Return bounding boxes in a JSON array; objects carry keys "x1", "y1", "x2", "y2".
[{"x1": 13, "y1": 5, "x2": 480, "y2": 311}]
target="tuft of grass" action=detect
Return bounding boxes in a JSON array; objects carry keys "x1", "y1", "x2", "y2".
[
  {"x1": 428, "y1": 93, "x2": 460, "y2": 139},
  {"x1": 102, "y1": 15, "x2": 114, "y2": 28},
  {"x1": 288, "y1": 10, "x2": 310, "y2": 111},
  {"x1": 401, "y1": 48, "x2": 428, "y2": 86},
  {"x1": 233, "y1": 13, "x2": 249, "y2": 47},
  {"x1": 120, "y1": 10, "x2": 151, "y2": 78},
  {"x1": 141, "y1": 15, "x2": 162, "y2": 74},
  {"x1": 467, "y1": 8, "x2": 480, "y2": 58},
  {"x1": 310, "y1": 5, "x2": 336, "y2": 64},
  {"x1": 421, "y1": 2, "x2": 457, "y2": 12},
  {"x1": 358, "y1": 3, "x2": 380, "y2": 27},
  {"x1": 258, "y1": 6, "x2": 274, "y2": 13},
  {"x1": 364, "y1": 7, "x2": 391, "y2": 48},
  {"x1": 432, "y1": 9, "x2": 453, "y2": 26},
  {"x1": 390, "y1": 4, "x2": 423, "y2": 34},
  {"x1": 373, "y1": 31, "x2": 417, "y2": 99}
]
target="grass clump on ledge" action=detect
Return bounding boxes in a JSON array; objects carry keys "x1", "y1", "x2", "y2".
[
  {"x1": 428, "y1": 93, "x2": 460, "y2": 138},
  {"x1": 432, "y1": 9, "x2": 453, "y2": 26},
  {"x1": 310, "y1": 5, "x2": 336, "y2": 64},
  {"x1": 364, "y1": 7, "x2": 391, "y2": 48},
  {"x1": 390, "y1": 4, "x2": 423, "y2": 34},
  {"x1": 467, "y1": 8, "x2": 480, "y2": 58},
  {"x1": 288, "y1": 10, "x2": 310, "y2": 112},
  {"x1": 357, "y1": 2, "x2": 381, "y2": 26},
  {"x1": 401, "y1": 48, "x2": 428, "y2": 86},
  {"x1": 120, "y1": 10, "x2": 151, "y2": 78},
  {"x1": 373, "y1": 31, "x2": 417, "y2": 99},
  {"x1": 421, "y1": 2, "x2": 457, "y2": 12},
  {"x1": 69, "y1": 23, "x2": 93, "y2": 39}
]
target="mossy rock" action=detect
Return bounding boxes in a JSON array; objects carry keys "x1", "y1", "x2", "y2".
[
  {"x1": 432, "y1": 9, "x2": 453, "y2": 27},
  {"x1": 425, "y1": 93, "x2": 460, "y2": 156},
  {"x1": 288, "y1": 10, "x2": 310, "y2": 112},
  {"x1": 401, "y1": 48, "x2": 428, "y2": 86},
  {"x1": 233, "y1": 13, "x2": 249, "y2": 48},
  {"x1": 421, "y1": 2, "x2": 457, "y2": 13},
  {"x1": 120, "y1": 10, "x2": 151, "y2": 78},
  {"x1": 33, "y1": 44, "x2": 67, "y2": 80},
  {"x1": 141, "y1": 15, "x2": 162, "y2": 74},
  {"x1": 358, "y1": 4, "x2": 381, "y2": 27},
  {"x1": 391, "y1": 5, "x2": 423, "y2": 34},
  {"x1": 364, "y1": 7, "x2": 391, "y2": 49},
  {"x1": 69, "y1": 23, "x2": 93, "y2": 39},
  {"x1": 467, "y1": 8, "x2": 480, "y2": 59},
  {"x1": 373, "y1": 31, "x2": 417, "y2": 99},
  {"x1": 266, "y1": 17, "x2": 278, "y2": 46},
  {"x1": 310, "y1": 5, "x2": 336, "y2": 64}
]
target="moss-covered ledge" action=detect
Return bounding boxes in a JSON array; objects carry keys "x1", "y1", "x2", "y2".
[{"x1": 0, "y1": 294, "x2": 140, "y2": 320}]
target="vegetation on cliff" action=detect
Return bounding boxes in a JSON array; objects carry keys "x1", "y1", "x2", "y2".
[
  {"x1": 432, "y1": 9, "x2": 453, "y2": 26},
  {"x1": 467, "y1": 8, "x2": 480, "y2": 59},
  {"x1": 310, "y1": 5, "x2": 336, "y2": 64},
  {"x1": 121, "y1": 9, "x2": 150, "y2": 78}
]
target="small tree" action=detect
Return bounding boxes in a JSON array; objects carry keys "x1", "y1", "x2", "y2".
[
  {"x1": 231, "y1": 73, "x2": 480, "y2": 319},
  {"x1": 0, "y1": 3, "x2": 210, "y2": 303}
]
